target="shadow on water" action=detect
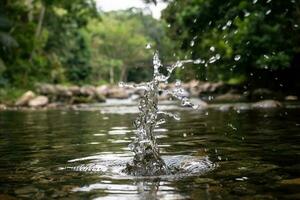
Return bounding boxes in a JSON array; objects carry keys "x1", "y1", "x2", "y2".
[{"x1": 0, "y1": 103, "x2": 300, "y2": 199}]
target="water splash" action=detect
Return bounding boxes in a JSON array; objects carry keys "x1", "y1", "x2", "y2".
[{"x1": 119, "y1": 51, "x2": 201, "y2": 176}]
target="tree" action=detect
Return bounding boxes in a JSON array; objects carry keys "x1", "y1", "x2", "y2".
[
  {"x1": 86, "y1": 11, "x2": 154, "y2": 83},
  {"x1": 162, "y1": 0, "x2": 300, "y2": 90}
]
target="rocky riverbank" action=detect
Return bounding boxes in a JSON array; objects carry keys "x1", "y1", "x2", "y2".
[{"x1": 0, "y1": 81, "x2": 298, "y2": 110}]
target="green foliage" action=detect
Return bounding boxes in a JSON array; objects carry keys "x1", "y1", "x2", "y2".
[{"x1": 162, "y1": 0, "x2": 300, "y2": 86}]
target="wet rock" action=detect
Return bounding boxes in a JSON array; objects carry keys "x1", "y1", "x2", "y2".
[
  {"x1": 285, "y1": 95, "x2": 298, "y2": 101},
  {"x1": 0, "y1": 194, "x2": 17, "y2": 200},
  {"x1": 80, "y1": 85, "x2": 96, "y2": 97},
  {"x1": 68, "y1": 85, "x2": 81, "y2": 96},
  {"x1": 108, "y1": 87, "x2": 129, "y2": 99},
  {"x1": 36, "y1": 84, "x2": 56, "y2": 95},
  {"x1": 280, "y1": 178, "x2": 300, "y2": 185},
  {"x1": 195, "y1": 178, "x2": 218, "y2": 185},
  {"x1": 15, "y1": 186, "x2": 39, "y2": 195},
  {"x1": 0, "y1": 104, "x2": 6, "y2": 110},
  {"x1": 251, "y1": 88, "x2": 281, "y2": 100},
  {"x1": 46, "y1": 102, "x2": 64, "y2": 109},
  {"x1": 15, "y1": 91, "x2": 36, "y2": 106},
  {"x1": 55, "y1": 85, "x2": 72, "y2": 98},
  {"x1": 71, "y1": 96, "x2": 95, "y2": 104},
  {"x1": 28, "y1": 96, "x2": 49, "y2": 107},
  {"x1": 252, "y1": 100, "x2": 282, "y2": 109},
  {"x1": 94, "y1": 93, "x2": 106, "y2": 102},
  {"x1": 214, "y1": 93, "x2": 245, "y2": 102},
  {"x1": 96, "y1": 85, "x2": 110, "y2": 97},
  {"x1": 233, "y1": 103, "x2": 252, "y2": 111},
  {"x1": 198, "y1": 81, "x2": 227, "y2": 95}
]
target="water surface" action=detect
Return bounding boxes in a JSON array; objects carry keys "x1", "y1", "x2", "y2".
[{"x1": 0, "y1": 101, "x2": 300, "y2": 199}]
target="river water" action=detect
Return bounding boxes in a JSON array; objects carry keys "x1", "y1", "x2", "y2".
[{"x1": 0, "y1": 100, "x2": 300, "y2": 199}]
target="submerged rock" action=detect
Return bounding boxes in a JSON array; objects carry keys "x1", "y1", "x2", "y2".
[
  {"x1": 15, "y1": 91, "x2": 36, "y2": 106},
  {"x1": 252, "y1": 100, "x2": 282, "y2": 109},
  {"x1": 28, "y1": 96, "x2": 49, "y2": 107}
]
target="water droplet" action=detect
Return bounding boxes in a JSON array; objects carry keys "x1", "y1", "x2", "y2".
[
  {"x1": 294, "y1": 24, "x2": 299, "y2": 28},
  {"x1": 210, "y1": 46, "x2": 215, "y2": 52},
  {"x1": 234, "y1": 55, "x2": 241, "y2": 61},
  {"x1": 146, "y1": 43, "x2": 152, "y2": 49},
  {"x1": 226, "y1": 20, "x2": 232, "y2": 26},
  {"x1": 208, "y1": 56, "x2": 217, "y2": 64},
  {"x1": 267, "y1": 0, "x2": 272, "y2": 3},
  {"x1": 266, "y1": 9, "x2": 271, "y2": 15},
  {"x1": 253, "y1": 0, "x2": 258, "y2": 4},
  {"x1": 175, "y1": 80, "x2": 181, "y2": 87},
  {"x1": 244, "y1": 11, "x2": 250, "y2": 17},
  {"x1": 264, "y1": 55, "x2": 269, "y2": 59},
  {"x1": 190, "y1": 40, "x2": 195, "y2": 47}
]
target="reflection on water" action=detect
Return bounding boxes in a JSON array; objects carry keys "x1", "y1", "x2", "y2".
[{"x1": 0, "y1": 102, "x2": 300, "y2": 199}]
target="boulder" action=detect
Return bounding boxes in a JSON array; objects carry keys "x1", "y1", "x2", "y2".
[
  {"x1": 94, "y1": 93, "x2": 106, "y2": 102},
  {"x1": 96, "y1": 85, "x2": 110, "y2": 97},
  {"x1": 285, "y1": 95, "x2": 298, "y2": 101},
  {"x1": 108, "y1": 87, "x2": 129, "y2": 99},
  {"x1": 28, "y1": 96, "x2": 49, "y2": 107},
  {"x1": 36, "y1": 84, "x2": 56, "y2": 95},
  {"x1": 68, "y1": 86, "x2": 81, "y2": 96},
  {"x1": 15, "y1": 91, "x2": 36, "y2": 106},
  {"x1": 55, "y1": 85, "x2": 72, "y2": 97},
  {"x1": 80, "y1": 85, "x2": 96, "y2": 97},
  {"x1": 214, "y1": 93, "x2": 245, "y2": 102},
  {"x1": 0, "y1": 104, "x2": 6, "y2": 110},
  {"x1": 251, "y1": 88, "x2": 281, "y2": 100},
  {"x1": 252, "y1": 100, "x2": 282, "y2": 109}
]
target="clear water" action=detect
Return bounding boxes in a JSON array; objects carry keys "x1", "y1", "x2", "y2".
[{"x1": 0, "y1": 102, "x2": 300, "y2": 199}]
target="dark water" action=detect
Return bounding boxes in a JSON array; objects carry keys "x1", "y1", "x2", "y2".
[{"x1": 0, "y1": 102, "x2": 300, "y2": 199}]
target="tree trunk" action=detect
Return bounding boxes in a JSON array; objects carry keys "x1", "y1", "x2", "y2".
[
  {"x1": 30, "y1": 4, "x2": 46, "y2": 60},
  {"x1": 120, "y1": 66, "x2": 127, "y2": 82},
  {"x1": 109, "y1": 67, "x2": 114, "y2": 84}
]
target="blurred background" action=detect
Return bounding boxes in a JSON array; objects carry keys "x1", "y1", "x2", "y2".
[{"x1": 0, "y1": 0, "x2": 300, "y2": 104}]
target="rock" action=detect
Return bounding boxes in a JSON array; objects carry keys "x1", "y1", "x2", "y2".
[
  {"x1": 252, "y1": 100, "x2": 282, "y2": 109},
  {"x1": 68, "y1": 86, "x2": 81, "y2": 96},
  {"x1": 55, "y1": 85, "x2": 72, "y2": 97},
  {"x1": 71, "y1": 96, "x2": 95, "y2": 104},
  {"x1": 285, "y1": 95, "x2": 298, "y2": 101},
  {"x1": 108, "y1": 87, "x2": 129, "y2": 99},
  {"x1": 280, "y1": 178, "x2": 300, "y2": 185},
  {"x1": 36, "y1": 84, "x2": 56, "y2": 95},
  {"x1": 15, "y1": 186, "x2": 38, "y2": 195},
  {"x1": 96, "y1": 85, "x2": 110, "y2": 97},
  {"x1": 214, "y1": 93, "x2": 244, "y2": 102},
  {"x1": 0, "y1": 104, "x2": 6, "y2": 110},
  {"x1": 251, "y1": 88, "x2": 281, "y2": 100},
  {"x1": 94, "y1": 93, "x2": 106, "y2": 102},
  {"x1": 0, "y1": 194, "x2": 17, "y2": 200},
  {"x1": 80, "y1": 85, "x2": 96, "y2": 97},
  {"x1": 198, "y1": 81, "x2": 226, "y2": 94},
  {"x1": 28, "y1": 96, "x2": 49, "y2": 107},
  {"x1": 15, "y1": 91, "x2": 36, "y2": 106}
]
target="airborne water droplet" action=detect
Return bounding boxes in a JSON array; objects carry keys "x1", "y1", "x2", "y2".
[
  {"x1": 146, "y1": 43, "x2": 152, "y2": 49},
  {"x1": 234, "y1": 55, "x2": 241, "y2": 61}
]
